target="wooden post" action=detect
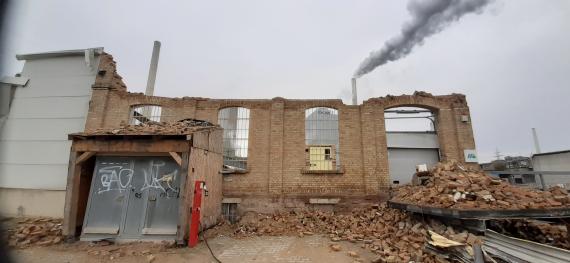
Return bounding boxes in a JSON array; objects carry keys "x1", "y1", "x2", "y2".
[
  {"x1": 176, "y1": 148, "x2": 191, "y2": 244},
  {"x1": 62, "y1": 150, "x2": 81, "y2": 241}
]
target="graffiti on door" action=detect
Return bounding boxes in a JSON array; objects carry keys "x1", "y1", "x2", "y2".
[
  {"x1": 142, "y1": 160, "x2": 180, "y2": 198},
  {"x1": 97, "y1": 165, "x2": 134, "y2": 194},
  {"x1": 96, "y1": 160, "x2": 180, "y2": 198}
]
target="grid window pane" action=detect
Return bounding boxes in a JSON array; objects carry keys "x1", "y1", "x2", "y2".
[
  {"x1": 218, "y1": 107, "x2": 250, "y2": 169},
  {"x1": 305, "y1": 107, "x2": 340, "y2": 169}
]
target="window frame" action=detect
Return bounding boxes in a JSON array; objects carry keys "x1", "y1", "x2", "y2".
[
  {"x1": 304, "y1": 107, "x2": 341, "y2": 173},
  {"x1": 218, "y1": 107, "x2": 251, "y2": 171}
]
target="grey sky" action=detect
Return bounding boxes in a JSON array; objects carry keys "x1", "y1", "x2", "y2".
[{"x1": 2, "y1": 0, "x2": 569, "y2": 162}]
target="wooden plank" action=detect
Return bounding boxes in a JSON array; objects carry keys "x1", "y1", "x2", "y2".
[
  {"x1": 169, "y1": 152, "x2": 182, "y2": 166},
  {"x1": 72, "y1": 140, "x2": 190, "y2": 153},
  {"x1": 75, "y1": 152, "x2": 95, "y2": 165}
]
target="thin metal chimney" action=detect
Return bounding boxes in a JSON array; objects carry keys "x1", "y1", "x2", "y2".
[
  {"x1": 351, "y1": 77, "x2": 357, "y2": 105},
  {"x1": 145, "y1": 41, "x2": 161, "y2": 96},
  {"x1": 532, "y1": 128, "x2": 541, "y2": 154}
]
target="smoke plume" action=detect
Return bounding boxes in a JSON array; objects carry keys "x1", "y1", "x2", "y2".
[{"x1": 354, "y1": 0, "x2": 492, "y2": 78}]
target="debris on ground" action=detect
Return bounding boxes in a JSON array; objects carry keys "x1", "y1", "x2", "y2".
[
  {"x1": 488, "y1": 219, "x2": 570, "y2": 250},
  {"x1": 207, "y1": 204, "x2": 484, "y2": 262},
  {"x1": 5, "y1": 217, "x2": 63, "y2": 248},
  {"x1": 392, "y1": 160, "x2": 570, "y2": 209}
]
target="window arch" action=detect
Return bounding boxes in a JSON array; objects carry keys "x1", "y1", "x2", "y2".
[
  {"x1": 129, "y1": 104, "x2": 162, "y2": 125},
  {"x1": 305, "y1": 107, "x2": 339, "y2": 170},
  {"x1": 218, "y1": 107, "x2": 250, "y2": 169}
]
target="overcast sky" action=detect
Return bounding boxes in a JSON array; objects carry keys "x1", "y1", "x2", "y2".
[{"x1": 2, "y1": 0, "x2": 569, "y2": 162}]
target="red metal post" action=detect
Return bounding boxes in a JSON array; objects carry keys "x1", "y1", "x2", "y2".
[{"x1": 188, "y1": 181, "x2": 203, "y2": 248}]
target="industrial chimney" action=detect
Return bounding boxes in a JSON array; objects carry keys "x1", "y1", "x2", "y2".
[
  {"x1": 351, "y1": 77, "x2": 357, "y2": 105},
  {"x1": 145, "y1": 41, "x2": 161, "y2": 96}
]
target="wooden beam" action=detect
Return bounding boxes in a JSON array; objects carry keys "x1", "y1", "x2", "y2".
[
  {"x1": 72, "y1": 140, "x2": 190, "y2": 153},
  {"x1": 169, "y1": 152, "x2": 182, "y2": 166},
  {"x1": 75, "y1": 152, "x2": 95, "y2": 165}
]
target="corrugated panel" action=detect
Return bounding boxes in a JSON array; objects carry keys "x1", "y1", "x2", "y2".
[
  {"x1": 0, "y1": 164, "x2": 67, "y2": 189},
  {"x1": 386, "y1": 132, "x2": 439, "y2": 149},
  {"x1": 0, "y1": 141, "x2": 71, "y2": 164},
  {"x1": 14, "y1": 76, "x2": 93, "y2": 98},
  {"x1": 20, "y1": 56, "x2": 99, "y2": 77},
  {"x1": 0, "y1": 118, "x2": 85, "y2": 141},
  {"x1": 8, "y1": 97, "x2": 90, "y2": 119},
  {"x1": 484, "y1": 230, "x2": 570, "y2": 263}
]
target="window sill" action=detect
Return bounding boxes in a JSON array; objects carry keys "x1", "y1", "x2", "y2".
[
  {"x1": 220, "y1": 167, "x2": 249, "y2": 175},
  {"x1": 301, "y1": 167, "x2": 344, "y2": 175}
]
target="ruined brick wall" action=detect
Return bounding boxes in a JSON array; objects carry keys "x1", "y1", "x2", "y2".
[{"x1": 84, "y1": 58, "x2": 478, "y2": 209}]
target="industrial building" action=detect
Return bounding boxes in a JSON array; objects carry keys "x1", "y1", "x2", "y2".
[
  {"x1": 1, "y1": 48, "x2": 479, "y2": 242},
  {"x1": 0, "y1": 48, "x2": 105, "y2": 217}
]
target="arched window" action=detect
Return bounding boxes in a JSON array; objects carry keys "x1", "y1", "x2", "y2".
[
  {"x1": 129, "y1": 105, "x2": 162, "y2": 125},
  {"x1": 305, "y1": 107, "x2": 339, "y2": 170},
  {"x1": 218, "y1": 107, "x2": 250, "y2": 170}
]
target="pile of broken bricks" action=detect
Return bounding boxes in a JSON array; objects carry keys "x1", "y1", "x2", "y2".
[
  {"x1": 214, "y1": 203, "x2": 484, "y2": 262},
  {"x1": 6, "y1": 217, "x2": 63, "y2": 248},
  {"x1": 392, "y1": 161, "x2": 570, "y2": 210}
]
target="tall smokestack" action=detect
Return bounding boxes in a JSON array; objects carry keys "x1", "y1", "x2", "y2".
[
  {"x1": 351, "y1": 78, "x2": 357, "y2": 105},
  {"x1": 532, "y1": 128, "x2": 541, "y2": 154},
  {"x1": 354, "y1": 0, "x2": 492, "y2": 78},
  {"x1": 145, "y1": 41, "x2": 161, "y2": 96}
]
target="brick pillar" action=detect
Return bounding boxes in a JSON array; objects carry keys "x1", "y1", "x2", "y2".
[
  {"x1": 453, "y1": 106, "x2": 478, "y2": 168},
  {"x1": 436, "y1": 108, "x2": 460, "y2": 161},
  {"x1": 361, "y1": 102, "x2": 387, "y2": 195},
  {"x1": 268, "y1": 98, "x2": 285, "y2": 195}
]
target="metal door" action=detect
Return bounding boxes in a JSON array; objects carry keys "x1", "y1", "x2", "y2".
[
  {"x1": 81, "y1": 156, "x2": 181, "y2": 240},
  {"x1": 388, "y1": 148, "x2": 439, "y2": 185}
]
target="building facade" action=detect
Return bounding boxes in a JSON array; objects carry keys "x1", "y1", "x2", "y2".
[{"x1": 84, "y1": 53, "x2": 478, "y2": 213}]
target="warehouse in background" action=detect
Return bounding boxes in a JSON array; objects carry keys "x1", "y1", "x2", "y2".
[
  {"x1": 532, "y1": 150, "x2": 570, "y2": 188},
  {"x1": 0, "y1": 48, "x2": 104, "y2": 217}
]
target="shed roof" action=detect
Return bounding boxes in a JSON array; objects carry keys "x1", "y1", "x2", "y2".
[{"x1": 69, "y1": 119, "x2": 219, "y2": 140}]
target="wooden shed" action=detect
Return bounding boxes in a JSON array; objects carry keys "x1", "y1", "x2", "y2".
[{"x1": 62, "y1": 120, "x2": 223, "y2": 243}]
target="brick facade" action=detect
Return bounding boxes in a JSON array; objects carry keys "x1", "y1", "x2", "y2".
[{"x1": 85, "y1": 54, "x2": 477, "y2": 212}]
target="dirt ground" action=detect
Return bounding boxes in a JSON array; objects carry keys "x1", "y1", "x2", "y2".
[{"x1": 9, "y1": 235, "x2": 377, "y2": 263}]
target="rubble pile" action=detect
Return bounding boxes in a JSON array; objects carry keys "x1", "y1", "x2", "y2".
[
  {"x1": 489, "y1": 219, "x2": 570, "y2": 250},
  {"x1": 6, "y1": 217, "x2": 63, "y2": 248},
  {"x1": 392, "y1": 161, "x2": 570, "y2": 210},
  {"x1": 78, "y1": 118, "x2": 216, "y2": 136},
  {"x1": 213, "y1": 204, "x2": 482, "y2": 262}
]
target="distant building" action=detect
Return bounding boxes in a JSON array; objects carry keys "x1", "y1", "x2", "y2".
[{"x1": 532, "y1": 150, "x2": 570, "y2": 188}]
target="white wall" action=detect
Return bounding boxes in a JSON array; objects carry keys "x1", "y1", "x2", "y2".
[
  {"x1": 0, "y1": 54, "x2": 100, "y2": 216},
  {"x1": 532, "y1": 152, "x2": 570, "y2": 188}
]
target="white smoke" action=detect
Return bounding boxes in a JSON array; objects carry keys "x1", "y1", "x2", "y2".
[{"x1": 354, "y1": 0, "x2": 492, "y2": 78}]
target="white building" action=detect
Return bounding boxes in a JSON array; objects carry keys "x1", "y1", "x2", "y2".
[
  {"x1": 0, "y1": 48, "x2": 104, "y2": 217},
  {"x1": 532, "y1": 150, "x2": 570, "y2": 188}
]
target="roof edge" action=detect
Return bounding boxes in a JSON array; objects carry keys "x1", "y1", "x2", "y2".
[
  {"x1": 532, "y1": 149, "x2": 570, "y2": 158},
  {"x1": 16, "y1": 47, "x2": 104, "y2": 61}
]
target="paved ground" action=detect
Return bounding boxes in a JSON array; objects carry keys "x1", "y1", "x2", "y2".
[{"x1": 10, "y1": 235, "x2": 376, "y2": 263}]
